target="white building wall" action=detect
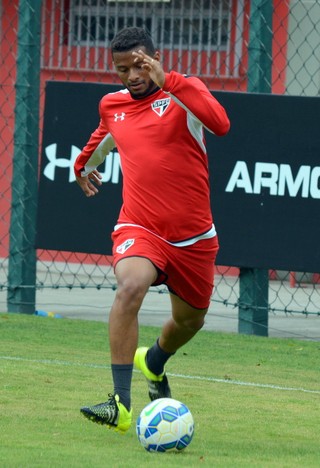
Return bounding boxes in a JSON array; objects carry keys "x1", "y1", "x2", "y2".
[{"x1": 286, "y1": 0, "x2": 320, "y2": 96}]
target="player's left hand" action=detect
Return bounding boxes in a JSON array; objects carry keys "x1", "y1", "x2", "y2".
[{"x1": 132, "y1": 49, "x2": 165, "y2": 88}]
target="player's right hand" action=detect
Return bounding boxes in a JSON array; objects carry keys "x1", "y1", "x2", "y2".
[
  {"x1": 132, "y1": 49, "x2": 165, "y2": 89},
  {"x1": 76, "y1": 170, "x2": 102, "y2": 197}
]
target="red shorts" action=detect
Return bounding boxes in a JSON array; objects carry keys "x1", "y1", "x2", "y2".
[{"x1": 111, "y1": 227, "x2": 219, "y2": 309}]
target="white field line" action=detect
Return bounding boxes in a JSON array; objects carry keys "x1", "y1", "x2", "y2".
[{"x1": 1, "y1": 355, "x2": 319, "y2": 395}]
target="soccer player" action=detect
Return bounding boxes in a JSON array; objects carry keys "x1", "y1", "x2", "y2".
[{"x1": 74, "y1": 27, "x2": 230, "y2": 433}]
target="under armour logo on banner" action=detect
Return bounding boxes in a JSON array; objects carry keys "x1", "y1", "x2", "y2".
[
  {"x1": 43, "y1": 143, "x2": 79, "y2": 182},
  {"x1": 151, "y1": 98, "x2": 171, "y2": 117},
  {"x1": 114, "y1": 112, "x2": 126, "y2": 122}
]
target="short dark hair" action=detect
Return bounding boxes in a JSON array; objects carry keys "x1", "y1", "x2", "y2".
[{"x1": 111, "y1": 27, "x2": 156, "y2": 56}]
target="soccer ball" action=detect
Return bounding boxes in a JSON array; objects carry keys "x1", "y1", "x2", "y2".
[{"x1": 136, "y1": 398, "x2": 194, "y2": 453}]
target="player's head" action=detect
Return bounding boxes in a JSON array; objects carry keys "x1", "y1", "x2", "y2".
[
  {"x1": 111, "y1": 27, "x2": 156, "y2": 57},
  {"x1": 111, "y1": 27, "x2": 160, "y2": 98}
]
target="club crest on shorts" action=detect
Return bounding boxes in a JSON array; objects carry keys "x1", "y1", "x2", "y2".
[
  {"x1": 116, "y1": 238, "x2": 135, "y2": 254},
  {"x1": 151, "y1": 98, "x2": 171, "y2": 117}
]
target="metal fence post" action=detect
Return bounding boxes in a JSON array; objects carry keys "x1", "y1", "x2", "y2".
[
  {"x1": 7, "y1": 0, "x2": 42, "y2": 314},
  {"x1": 238, "y1": 0, "x2": 272, "y2": 336},
  {"x1": 239, "y1": 268, "x2": 269, "y2": 336}
]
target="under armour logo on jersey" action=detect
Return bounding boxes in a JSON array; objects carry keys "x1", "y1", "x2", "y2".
[
  {"x1": 116, "y1": 238, "x2": 135, "y2": 254},
  {"x1": 114, "y1": 112, "x2": 126, "y2": 122},
  {"x1": 151, "y1": 98, "x2": 171, "y2": 117}
]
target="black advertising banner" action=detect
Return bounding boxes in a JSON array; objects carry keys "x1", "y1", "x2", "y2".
[
  {"x1": 37, "y1": 82, "x2": 320, "y2": 272},
  {"x1": 208, "y1": 92, "x2": 320, "y2": 272},
  {"x1": 37, "y1": 82, "x2": 122, "y2": 254}
]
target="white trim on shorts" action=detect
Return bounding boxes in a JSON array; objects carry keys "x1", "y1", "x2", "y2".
[{"x1": 114, "y1": 223, "x2": 216, "y2": 247}]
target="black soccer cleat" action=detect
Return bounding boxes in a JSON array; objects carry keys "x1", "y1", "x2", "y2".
[{"x1": 80, "y1": 393, "x2": 132, "y2": 433}]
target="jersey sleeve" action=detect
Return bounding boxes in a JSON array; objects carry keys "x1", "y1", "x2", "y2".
[
  {"x1": 74, "y1": 99, "x2": 116, "y2": 178},
  {"x1": 162, "y1": 71, "x2": 230, "y2": 136}
]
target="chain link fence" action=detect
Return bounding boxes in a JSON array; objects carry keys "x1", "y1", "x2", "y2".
[{"x1": 1, "y1": 1, "x2": 319, "y2": 336}]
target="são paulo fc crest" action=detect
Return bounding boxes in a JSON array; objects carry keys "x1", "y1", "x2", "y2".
[
  {"x1": 116, "y1": 238, "x2": 135, "y2": 254},
  {"x1": 151, "y1": 98, "x2": 171, "y2": 117}
]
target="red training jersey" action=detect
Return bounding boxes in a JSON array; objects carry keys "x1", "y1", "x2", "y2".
[{"x1": 74, "y1": 71, "x2": 230, "y2": 243}]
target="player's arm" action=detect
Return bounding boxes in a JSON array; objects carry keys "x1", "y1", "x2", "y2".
[
  {"x1": 162, "y1": 71, "x2": 230, "y2": 136},
  {"x1": 132, "y1": 49, "x2": 229, "y2": 136},
  {"x1": 74, "y1": 106, "x2": 115, "y2": 197}
]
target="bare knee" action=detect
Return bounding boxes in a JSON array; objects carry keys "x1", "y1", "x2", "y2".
[
  {"x1": 175, "y1": 314, "x2": 205, "y2": 333},
  {"x1": 113, "y1": 257, "x2": 158, "y2": 312},
  {"x1": 170, "y1": 294, "x2": 208, "y2": 333},
  {"x1": 115, "y1": 278, "x2": 149, "y2": 311}
]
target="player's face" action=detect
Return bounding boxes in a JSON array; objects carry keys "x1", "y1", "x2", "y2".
[{"x1": 113, "y1": 46, "x2": 159, "y2": 97}]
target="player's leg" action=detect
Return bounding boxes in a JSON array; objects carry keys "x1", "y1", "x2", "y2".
[
  {"x1": 142, "y1": 294, "x2": 207, "y2": 376},
  {"x1": 80, "y1": 256, "x2": 158, "y2": 432},
  {"x1": 159, "y1": 293, "x2": 207, "y2": 353},
  {"x1": 135, "y1": 235, "x2": 218, "y2": 401},
  {"x1": 109, "y1": 256, "x2": 158, "y2": 364},
  {"x1": 134, "y1": 295, "x2": 207, "y2": 400}
]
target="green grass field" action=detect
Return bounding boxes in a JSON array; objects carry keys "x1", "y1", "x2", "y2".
[{"x1": 1, "y1": 313, "x2": 319, "y2": 467}]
